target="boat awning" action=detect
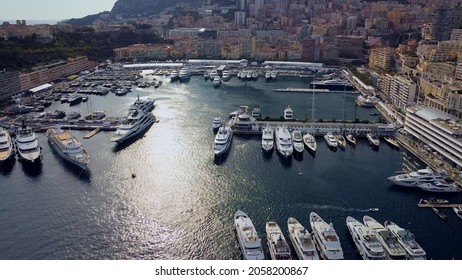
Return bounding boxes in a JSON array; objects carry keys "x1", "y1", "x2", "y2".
[{"x1": 29, "y1": 83, "x2": 53, "y2": 93}]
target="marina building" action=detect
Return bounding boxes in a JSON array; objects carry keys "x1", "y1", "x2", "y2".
[
  {"x1": 0, "y1": 71, "x2": 21, "y2": 101},
  {"x1": 404, "y1": 106, "x2": 462, "y2": 169}
]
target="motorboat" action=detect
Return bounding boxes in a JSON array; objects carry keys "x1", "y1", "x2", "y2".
[
  {"x1": 275, "y1": 126, "x2": 293, "y2": 158},
  {"x1": 85, "y1": 111, "x2": 106, "y2": 120},
  {"x1": 345, "y1": 133, "x2": 356, "y2": 145},
  {"x1": 287, "y1": 217, "x2": 319, "y2": 260},
  {"x1": 178, "y1": 67, "x2": 192, "y2": 81},
  {"x1": 115, "y1": 88, "x2": 129, "y2": 96},
  {"x1": 213, "y1": 126, "x2": 233, "y2": 157},
  {"x1": 68, "y1": 94, "x2": 83, "y2": 106},
  {"x1": 266, "y1": 221, "x2": 291, "y2": 260},
  {"x1": 169, "y1": 70, "x2": 179, "y2": 82},
  {"x1": 130, "y1": 96, "x2": 155, "y2": 113},
  {"x1": 46, "y1": 126, "x2": 90, "y2": 170},
  {"x1": 251, "y1": 106, "x2": 261, "y2": 118},
  {"x1": 15, "y1": 124, "x2": 42, "y2": 163},
  {"x1": 0, "y1": 127, "x2": 14, "y2": 162},
  {"x1": 384, "y1": 136, "x2": 399, "y2": 149},
  {"x1": 270, "y1": 70, "x2": 277, "y2": 80},
  {"x1": 291, "y1": 129, "x2": 304, "y2": 153},
  {"x1": 283, "y1": 105, "x2": 293, "y2": 120},
  {"x1": 203, "y1": 71, "x2": 210, "y2": 80},
  {"x1": 210, "y1": 69, "x2": 219, "y2": 79},
  {"x1": 324, "y1": 132, "x2": 338, "y2": 149},
  {"x1": 261, "y1": 125, "x2": 274, "y2": 152},
  {"x1": 363, "y1": 216, "x2": 407, "y2": 260},
  {"x1": 67, "y1": 111, "x2": 81, "y2": 120},
  {"x1": 251, "y1": 71, "x2": 259, "y2": 80},
  {"x1": 110, "y1": 109, "x2": 155, "y2": 144},
  {"x1": 387, "y1": 167, "x2": 448, "y2": 187},
  {"x1": 453, "y1": 206, "x2": 462, "y2": 219},
  {"x1": 303, "y1": 132, "x2": 317, "y2": 153},
  {"x1": 384, "y1": 220, "x2": 426, "y2": 260},
  {"x1": 212, "y1": 76, "x2": 222, "y2": 87},
  {"x1": 310, "y1": 78, "x2": 354, "y2": 91},
  {"x1": 346, "y1": 216, "x2": 386, "y2": 260},
  {"x1": 310, "y1": 212, "x2": 344, "y2": 260},
  {"x1": 418, "y1": 179, "x2": 462, "y2": 193},
  {"x1": 432, "y1": 207, "x2": 448, "y2": 221},
  {"x1": 212, "y1": 117, "x2": 224, "y2": 133},
  {"x1": 222, "y1": 70, "x2": 231, "y2": 81},
  {"x1": 334, "y1": 133, "x2": 346, "y2": 149},
  {"x1": 265, "y1": 71, "x2": 271, "y2": 80},
  {"x1": 234, "y1": 210, "x2": 265, "y2": 260},
  {"x1": 367, "y1": 133, "x2": 380, "y2": 147}
]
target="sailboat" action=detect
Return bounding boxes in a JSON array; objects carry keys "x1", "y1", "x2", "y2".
[{"x1": 304, "y1": 73, "x2": 317, "y2": 153}]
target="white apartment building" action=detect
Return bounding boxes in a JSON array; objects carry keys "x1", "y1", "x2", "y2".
[{"x1": 390, "y1": 75, "x2": 417, "y2": 109}]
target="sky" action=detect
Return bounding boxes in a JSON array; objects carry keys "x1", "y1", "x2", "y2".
[{"x1": 0, "y1": 0, "x2": 118, "y2": 21}]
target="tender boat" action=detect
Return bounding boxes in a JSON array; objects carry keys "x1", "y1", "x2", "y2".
[
  {"x1": 324, "y1": 132, "x2": 338, "y2": 149},
  {"x1": 367, "y1": 133, "x2": 380, "y2": 147},
  {"x1": 363, "y1": 215, "x2": 407, "y2": 260},
  {"x1": 291, "y1": 129, "x2": 304, "y2": 153},
  {"x1": 387, "y1": 167, "x2": 447, "y2": 187},
  {"x1": 275, "y1": 126, "x2": 293, "y2": 158},
  {"x1": 212, "y1": 117, "x2": 224, "y2": 133},
  {"x1": 453, "y1": 206, "x2": 462, "y2": 219},
  {"x1": 432, "y1": 207, "x2": 448, "y2": 221},
  {"x1": 213, "y1": 126, "x2": 233, "y2": 157},
  {"x1": 384, "y1": 220, "x2": 426, "y2": 260},
  {"x1": 334, "y1": 133, "x2": 346, "y2": 149},
  {"x1": 310, "y1": 212, "x2": 344, "y2": 260},
  {"x1": 287, "y1": 217, "x2": 319, "y2": 260},
  {"x1": 261, "y1": 125, "x2": 274, "y2": 152},
  {"x1": 346, "y1": 216, "x2": 386, "y2": 260},
  {"x1": 266, "y1": 221, "x2": 291, "y2": 260},
  {"x1": 303, "y1": 132, "x2": 317, "y2": 153},
  {"x1": 384, "y1": 136, "x2": 399, "y2": 149},
  {"x1": 345, "y1": 133, "x2": 356, "y2": 145},
  {"x1": 110, "y1": 109, "x2": 155, "y2": 144},
  {"x1": 251, "y1": 106, "x2": 261, "y2": 118},
  {"x1": 234, "y1": 210, "x2": 265, "y2": 260},
  {"x1": 283, "y1": 105, "x2": 294, "y2": 120},
  {"x1": 46, "y1": 126, "x2": 90, "y2": 170},
  {"x1": 418, "y1": 179, "x2": 462, "y2": 193},
  {"x1": 0, "y1": 127, "x2": 14, "y2": 162},
  {"x1": 15, "y1": 124, "x2": 42, "y2": 163}
]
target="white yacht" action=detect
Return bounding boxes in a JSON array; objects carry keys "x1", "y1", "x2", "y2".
[
  {"x1": 387, "y1": 167, "x2": 447, "y2": 187},
  {"x1": 384, "y1": 136, "x2": 400, "y2": 149},
  {"x1": 367, "y1": 133, "x2": 380, "y2": 147},
  {"x1": 270, "y1": 70, "x2": 277, "y2": 80},
  {"x1": 110, "y1": 109, "x2": 155, "y2": 144},
  {"x1": 212, "y1": 76, "x2": 222, "y2": 87},
  {"x1": 130, "y1": 96, "x2": 155, "y2": 113},
  {"x1": 266, "y1": 221, "x2": 291, "y2": 260},
  {"x1": 234, "y1": 210, "x2": 265, "y2": 260},
  {"x1": 251, "y1": 71, "x2": 259, "y2": 80},
  {"x1": 418, "y1": 179, "x2": 462, "y2": 192},
  {"x1": 291, "y1": 129, "x2": 304, "y2": 153},
  {"x1": 169, "y1": 70, "x2": 179, "y2": 82},
  {"x1": 265, "y1": 71, "x2": 271, "y2": 80},
  {"x1": 261, "y1": 125, "x2": 274, "y2": 152},
  {"x1": 46, "y1": 126, "x2": 89, "y2": 170},
  {"x1": 213, "y1": 126, "x2": 233, "y2": 157},
  {"x1": 310, "y1": 212, "x2": 344, "y2": 260},
  {"x1": 324, "y1": 132, "x2": 338, "y2": 149},
  {"x1": 178, "y1": 67, "x2": 192, "y2": 81},
  {"x1": 221, "y1": 70, "x2": 231, "y2": 81},
  {"x1": 384, "y1": 221, "x2": 426, "y2": 260},
  {"x1": 346, "y1": 216, "x2": 386, "y2": 260},
  {"x1": 346, "y1": 133, "x2": 356, "y2": 145},
  {"x1": 283, "y1": 105, "x2": 294, "y2": 120},
  {"x1": 275, "y1": 126, "x2": 293, "y2": 158},
  {"x1": 251, "y1": 106, "x2": 261, "y2": 118},
  {"x1": 15, "y1": 124, "x2": 42, "y2": 163},
  {"x1": 210, "y1": 69, "x2": 219, "y2": 79},
  {"x1": 287, "y1": 217, "x2": 319, "y2": 260},
  {"x1": 334, "y1": 133, "x2": 346, "y2": 149},
  {"x1": 230, "y1": 106, "x2": 259, "y2": 132},
  {"x1": 303, "y1": 132, "x2": 317, "y2": 153},
  {"x1": 363, "y1": 216, "x2": 407, "y2": 260},
  {"x1": 212, "y1": 117, "x2": 224, "y2": 133},
  {"x1": 453, "y1": 206, "x2": 462, "y2": 220},
  {"x1": 0, "y1": 127, "x2": 14, "y2": 162}
]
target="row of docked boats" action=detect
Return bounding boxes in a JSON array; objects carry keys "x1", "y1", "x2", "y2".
[{"x1": 387, "y1": 166, "x2": 462, "y2": 192}]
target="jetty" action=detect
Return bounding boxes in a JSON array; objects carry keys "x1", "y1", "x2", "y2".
[
  {"x1": 84, "y1": 127, "x2": 102, "y2": 139},
  {"x1": 417, "y1": 199, "x2": 462, "y2": 208}
]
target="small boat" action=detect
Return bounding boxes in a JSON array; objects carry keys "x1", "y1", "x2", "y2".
[
  {"x1": 251, "y1": 106, "x2": 261, "y2": 118},
  {"x1": 283, "y1": 105, "x2": 294, "y2": 120},
  {"x1": 369, "y1": 112, "x2": 380, "y2": 116},
  {"x1": 266, "y1": 221, "x2": 291, "y2": 260},
  {"x1": 368, "y1": 208, "x2": 379, "y2": 212},
  {"x1": 291, "y1": 129, "x2": 304, "y2": 153},
  {"x1": 452, "y1": 206, "x2": 462, "y2": 219},
  {"x1": 303, "y1": 133, "x2": 317, "y2": 153},
  {"x1": 287, "y1": 217, "x2": 319, "y2": 260},
  {"x1": 324, "y1": 132, "x2": 338, "y2": 149},
  {"x1": 261, "y1": 125, "x2": 274, "y2": 152},
  {"x1": 432, "y1": 207, "x2": 448, "y2": 221},
  {"x1": 345, "y1": 133, "x2": 356, "y2": 145},
  {"x1": 426, "y1": 198, "x2": 449, "y2": 204},
  {"x1": 212, "y1": 117, "x2": 224, "y2": 133},
  {"x1": 367, "y1": 133, "x2": 380, "y2": 147},
  {"x1": 334, "y1": 133, "x2": 346, "y2": 149},
  {"x1": 212, "y1": 76, "x2": 222, "y2": 87},
  {"x1": 234, "y1": 210, "x2": 265, "y2": 260},
  {"x1": 384, "y1": 136, "x2": 400, "y2": 149}
]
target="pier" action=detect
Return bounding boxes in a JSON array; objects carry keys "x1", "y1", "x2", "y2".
[
  {"x1": 417, "y1": 201, "x2": 462, "y2": 208},
  {"x1": 84, "y1": 127, "x2": 102, "y2": 139}
]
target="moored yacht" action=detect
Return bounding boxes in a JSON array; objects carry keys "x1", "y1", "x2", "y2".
[
  {"x1": 384, "y1": 220, "x2": 426, "y2": 260},
  {"x1": 178, "y1": 67, "x2": 192, "y2": 81},
  {"x1": 324, "y1": 132, "x2": 338, "y2": 149},
  {"x1": 346, "y1": 133, "x2": 356, "y2": 145},
  {"x1": 110, "y1": 109, "x2": 155, "y2": 144},
  {"x1": 283, "y1": 105, "x2": 294, "y2": 120},
  {"x1": 270, "y1": 70, "x2": 277, "y2": 80},
  {"x1": 363, "y1": 215, "x2": 407, "y2": 260},
  {"x1": 387, "y1": 167, "x2": 447, "y2": 187},
  {"x1": 15, "y1": 124, "x2": 42, "y2": 163},
  {"x1": 346, "y1": 216, "x2": 386, "y2": 260},
  {"x1": 266, "y1": 221, "x2": 291, "y2": 260},
  {"x1": 265, "y1": 71, "x2": 271, "y2": 80},
  {"x1": 213, "y1": 126, "x2": 233, "y2": 157},
  {"x1": 212, "y1": 117, "x2": 224, "y2": 133},
  {"x1": 287, "y1": 217, "x2": 319, "y2": 260},
  {"x1": 130, "y1": 96, "x2": 155, "y2": 113},
  {"x1": 384, "y1": 136, "x2": 399, "y2": 149},
  {"x1": 251, "y1": 106, "x2": 261, "y2": 118},
  {"x1": 230, "y1": 106, "x2": 259, "y2": 132},
  {"x1": 275, "y1": 126, "x2": 293, "y2": 158},
  {"x1": 261, "y1": 125, "x2": 274, "y2": 152},
  {"x1": 222, "y1": 70, "x2": 231, "y2": 81},
  {"x1": 310, "y1": 212, "x2": 344, "y2": 260},
  {"x1": 212, "y1": 76, "x2": 222, "y2": 87},
  {"x1": 46, "y1": 126, "x2": 90, "y2": 170},
  {"x1": 303, "y1": 132, "x2": 317, "y2": 153},
  {"x1": 291, "y1": 129, "x2": 304, "y2": 153},
  {"x1": 0, "y1": 127, "x2": 14, "y2": 162},
  {"x1": 367, "y1": 133, "x2": 380, "y2": 147},
  {"x1": 418, "y1": 179, "x2": 462, "y2": 192},
  {"x1": 234, "y1": 210, "x2": 265, "y2": 260},
  {"x1": 169, "y1": 70, "x2": 179, "y2": 82},
  {"x1": 334, "y1": 133, "x2": 346, "y2": 149}
]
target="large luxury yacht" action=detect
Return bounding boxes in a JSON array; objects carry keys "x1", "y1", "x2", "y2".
[
  {"x1": 46, "y1": 126, "x2": 90, "y2": 170},
  {"x1": 234, "y1": 210, "x2": 265, "y2": 260}
]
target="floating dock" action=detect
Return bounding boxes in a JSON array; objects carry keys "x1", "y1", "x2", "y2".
[
  {"x1": 84, "y1": 128, "x2": 101, "y2": 139},
  {"x1": 417, "y1": 199, "x2": 462, "y2": 208}
]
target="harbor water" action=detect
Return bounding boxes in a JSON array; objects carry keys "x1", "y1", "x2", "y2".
[{"x1": 1, "y1": 75, "x2": 461, "y2": 260}]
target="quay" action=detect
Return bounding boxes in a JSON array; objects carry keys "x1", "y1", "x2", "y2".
[
  {"x1": 272, "y1": 88, "x2": 329, "y2": 93},
  {"x1": 417, "y1": 202, "x2": 462, "y2": 208}
]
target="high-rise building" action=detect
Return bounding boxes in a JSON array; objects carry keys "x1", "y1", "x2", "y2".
[
  {"x1": 369, "y1": 47, "x2": 394, "y2": 71},
  {"x1": 255, "y1": 0, "x2": 265, "y2": 14},
  {"x1": 432, "y1": 6, "x2": 462, "y2": 41},
  {"x1": 346, "y1": 16, "x2": 358, "y2": 33},
  {"x1": 235, "y1": 11, "x2": 246, "y2": 27}
]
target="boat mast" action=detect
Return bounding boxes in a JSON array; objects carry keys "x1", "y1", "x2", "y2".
[{"x1": 311, "y1": 71, "x2": 316, "y2": 134}]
